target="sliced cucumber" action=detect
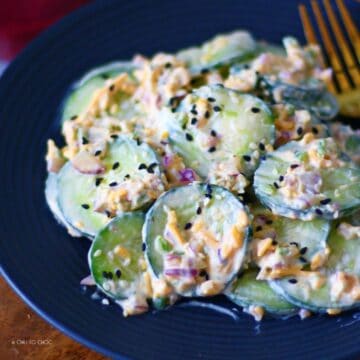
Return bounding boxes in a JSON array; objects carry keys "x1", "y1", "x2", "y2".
[
  {"x1": 226, "y1": 269, "x2": 296, "y2": 315},
  {"x1": 177, "y1": 31, "x2": 257, "y2": 72},
  {"x1": 266, "y1": 80, "x2": 339, "y2": 121},
  {"x1": 89, "y1": 212, "x2": 146, "y2": 300},
  {"x1": 331, "y1": 122, "x2": 360, "y2": 166},
  {"x1": 164, "y1": 85, "x2": 275, "y2": 180},
  {"x1": 254, "y1": 137, "x2": 360, "y2": 220},
  {"x1": 250, "y1": 204, "x2": 330, "y2": 270},
  {"x1": 61, "y1": 61, "x2": 136, "y2": 122},
  {"x1": 143, "y1": 183, "x2": 250, "y2": 297},
  {"x1": 270, "y1": 221, "x2": 360, "y2": 312},
  {"x1": 57, "y1": 135, "x2": 165, "y2": 238},
  {"x1": 45, "y1": 173, "x2": 81, "y2": 237}
]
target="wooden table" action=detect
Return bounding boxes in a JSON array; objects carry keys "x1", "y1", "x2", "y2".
[{"x1": 0, "y1": 276, "x2": 106, "y2": 360}]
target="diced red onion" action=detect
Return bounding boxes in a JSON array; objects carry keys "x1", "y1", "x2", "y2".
[
  {"x1": 163, "y1": 155, "x2": 173, "y2": 167},
  {"x1": 179, "y1": 168, "x2": 196, "y2": 183},
  {"x1": 80, "y1": 275, "x2": 96, "y2": 286},
  {"x1": 164, "y1": 268, "x2": 198, "y2": 277}
]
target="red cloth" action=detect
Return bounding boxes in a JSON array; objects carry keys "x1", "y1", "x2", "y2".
[{"x1": 0, "y1": 0, "x2": 89, "y2": 60}]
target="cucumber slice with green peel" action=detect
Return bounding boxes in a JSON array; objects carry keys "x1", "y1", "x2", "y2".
[
  {"x1": 164, "y1": 85, "x2": 275, "y2": 180},
  {"x1": 270, "y1": 221, "x2": 360, "y2": 312},
  {"x1": 61, "y1": 61, "x2": 136, "y2": 123},
  {"x1": 143, "y1": 183, "x2": 250, "y2": 297},
  {"x1": 57, "y1": 135, "x2": 165, "y2": 238},
  {"x1": 226, "y1": 269, "x2": 296, "y2": 315},
  {"x1": 45, "y1": 173, "x2": 81, "y2": 237},
  {"x1": 254, "y1": 137, "x2": 360, "y2": 220},
  {"x1": 89, "y1": 212, "x2": 147, "y2": 300},
  {"x1": 250, "y1": 204, "x2": 330, "y2": 271},
  {"x1": 177, "y1": 31, "x2": 257, "y2": 72}
]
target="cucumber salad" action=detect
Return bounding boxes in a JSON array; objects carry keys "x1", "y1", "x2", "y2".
[{"x1": 45, "y1": 30, "x2": 360, "y2": 320}]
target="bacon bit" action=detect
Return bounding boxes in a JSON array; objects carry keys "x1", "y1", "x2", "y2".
[
  {"x1": 71, "y1": 151, "x2": 105, "y2": 174},
  {"x1": 199, "y1": 280, "x2": 223, "y2": 296},
  {"x1": 114, "y1": 245, "x2": 130, "y2": 258},
  {"x1": 257, "y1": 238, "x2": 273, "y2": 257}
]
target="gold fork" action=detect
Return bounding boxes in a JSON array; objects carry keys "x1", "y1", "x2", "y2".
[{"x1": 299, "y1": 0, "x2": 360, "y2": 118}]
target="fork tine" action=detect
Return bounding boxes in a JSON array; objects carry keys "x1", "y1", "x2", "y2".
[
  {"x1": 298, "y1": 4, "x2": 319, "y2": 44},
  {"x1": 335, "y1": 0, "x2": 360, "y2": 61},
  {"x1": 298, "y1": 3, "x2": 337, "y2": 93},
  {"x1": 323, "y1": 0, "x2": 360, "y2": 87},
  {"x1": 311, "y1": 0, "x2": 351, "y2": 92}
]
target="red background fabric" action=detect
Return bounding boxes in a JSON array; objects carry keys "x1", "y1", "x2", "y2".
[{"x1": 0, "y1": 0, "x2": 89, "y2": 60}]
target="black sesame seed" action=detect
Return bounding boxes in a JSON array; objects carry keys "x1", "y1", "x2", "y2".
[
  {"x1": 290, "y1": 164, "x2": 299, "y2": 169},
  {"x1": 112, "y1": 162, "x2": 120, "y2": 170},
  {"x1": 213, "y1": 106, "x2": 221, "y2": 112},
  {"x1": 299, "y1": 256, "x2": 308, "y2": 263},
  {"x1": 171, "y1": 108, "x2": 176, "y2": 113},
  {"x1": 105, "y1": 211, "x2": 112, "y2": 218},
  {"x1": 124, "y1": 174, "x2": 130, "y2": 179},
  {"x1": 115, "y1": 269, "x2": 122, "y2": 278},
  {"x1": 82, "y1": 137, "x2": 89, "y2": 145},
  {"x1": 184, "y1": 222, "x2": 192, "y2": 230},
  {"x1": 205, "y1": 193, "x2": 212, "y2": 199},
  {"x1": 288, "y1": 279, "x2": 298, "y2": 284},
  {"x1": 207, "y1": 97, "x2": 215, "y2": 102},
  {"x1": 138, "y1": 163, "x2": 147, "y2": 170},
  {"x1": 190, "y1": 109, "x2": 198, "y2": 115},
  {"x1": 70, "y1": 115, "x2": 78, "y2": 120},
  {"x1": 95, "y1": 178, "x2": 103, "y2": 187},
  {"x1": 147, "y1": 162, "x2": 158, "y2": 174},
  {"x1": 279, "y1": 175, "x2": 284, "y2": 182},
  {"x1": 204, "y1": 111, "x2": 210, "y2": 119},
  {"x1": 185, "y1": 133, "x2": 193, "y2": 141},
  {"x1": 206, "y1": 184, "x2": 212, "y2": 194},
  {"x1": 273, "y1": 182, "x2": 280, "y2": 189},
  {"x1": 290, "y1": 242, "x2": 299, "y2": 247},
  {"x1": 142, "y1": 243, "x2": 146, "y2": 251},
  {"x1": 255, "y1": 226, "x2": 262, "y2": 232},
  {"x1": 210, "y1": 129, "x2": 217, "y2": 137},
  {"x1": 251, "y1": 107, "x2": 260, "y2": 113},
  {"x1": 81, "y1": 204, "x2": 90, "y2": 209},
  {"x1": 266, "y1": 220, "x2": 273, "y2": 225},
  {"x1": 199, "y1": 270, "x2": 209, "y2": 280},
  {"x1": 169, "y1": 97, "x2": 176, "y2": 106},
  {"x1": 243, "y1": 155, "x2": 251, "y2": 162},
  {"x1": 320, "y1": 198, "x2": 331, "y2": 205},
  {"x1": 109, "y1": 182, "x2": 118, "y2": 187},
  {"x1": 95, "y1": 150, "x2": 102, "y2": 156},
  {"x1": 110, "y1": 134, "x2": 119, "y2": 139},
  {"x1": 107, "y1": 272, "x2": 113, "y2": 279},
  {"x1": 208, "y1": 146, "x2": 216, "y2": 153},
  {"x1": 297, "y1": 127, "x2": 303, "y2": 135},
  {"x1": 201, "y1": 68, "x2": 209, "y2": 74},
  {"x1": 165, "y1": 62, "x2": 172, "y2": 68},
  {"x1": 272, "y1": 240, "x2": 278, "y2": 246},
  {"x1": 196, "y1": 207, "x2": 202, "y2": 215},
  {"x1": 191, "y1": 118, "x2": 197, "y2": 125},
  {"x1": 102, "y1": 271, "x2": 108, "y2": 278},
  {"x1": 312, "y1": 127, "x2": 319, "y2": 135},
  {"x1": 109, "y1": 84, "x2": 115, "y2": 91},
  {"x1": 136, "y1": 138, "x2": 142, "y2": 146},
  {"x1": 315, "y1": 208, "x2": 323, "y2": 215},
  {"x1": 300, "y1": 247, "x2": 308, "y2": 255},
  {"x1": 101, "y1": 74, "x2": 109, "y2": 80},
  {"x1": 259, "y1": 143, "x2": 265, "y2": 151}
]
